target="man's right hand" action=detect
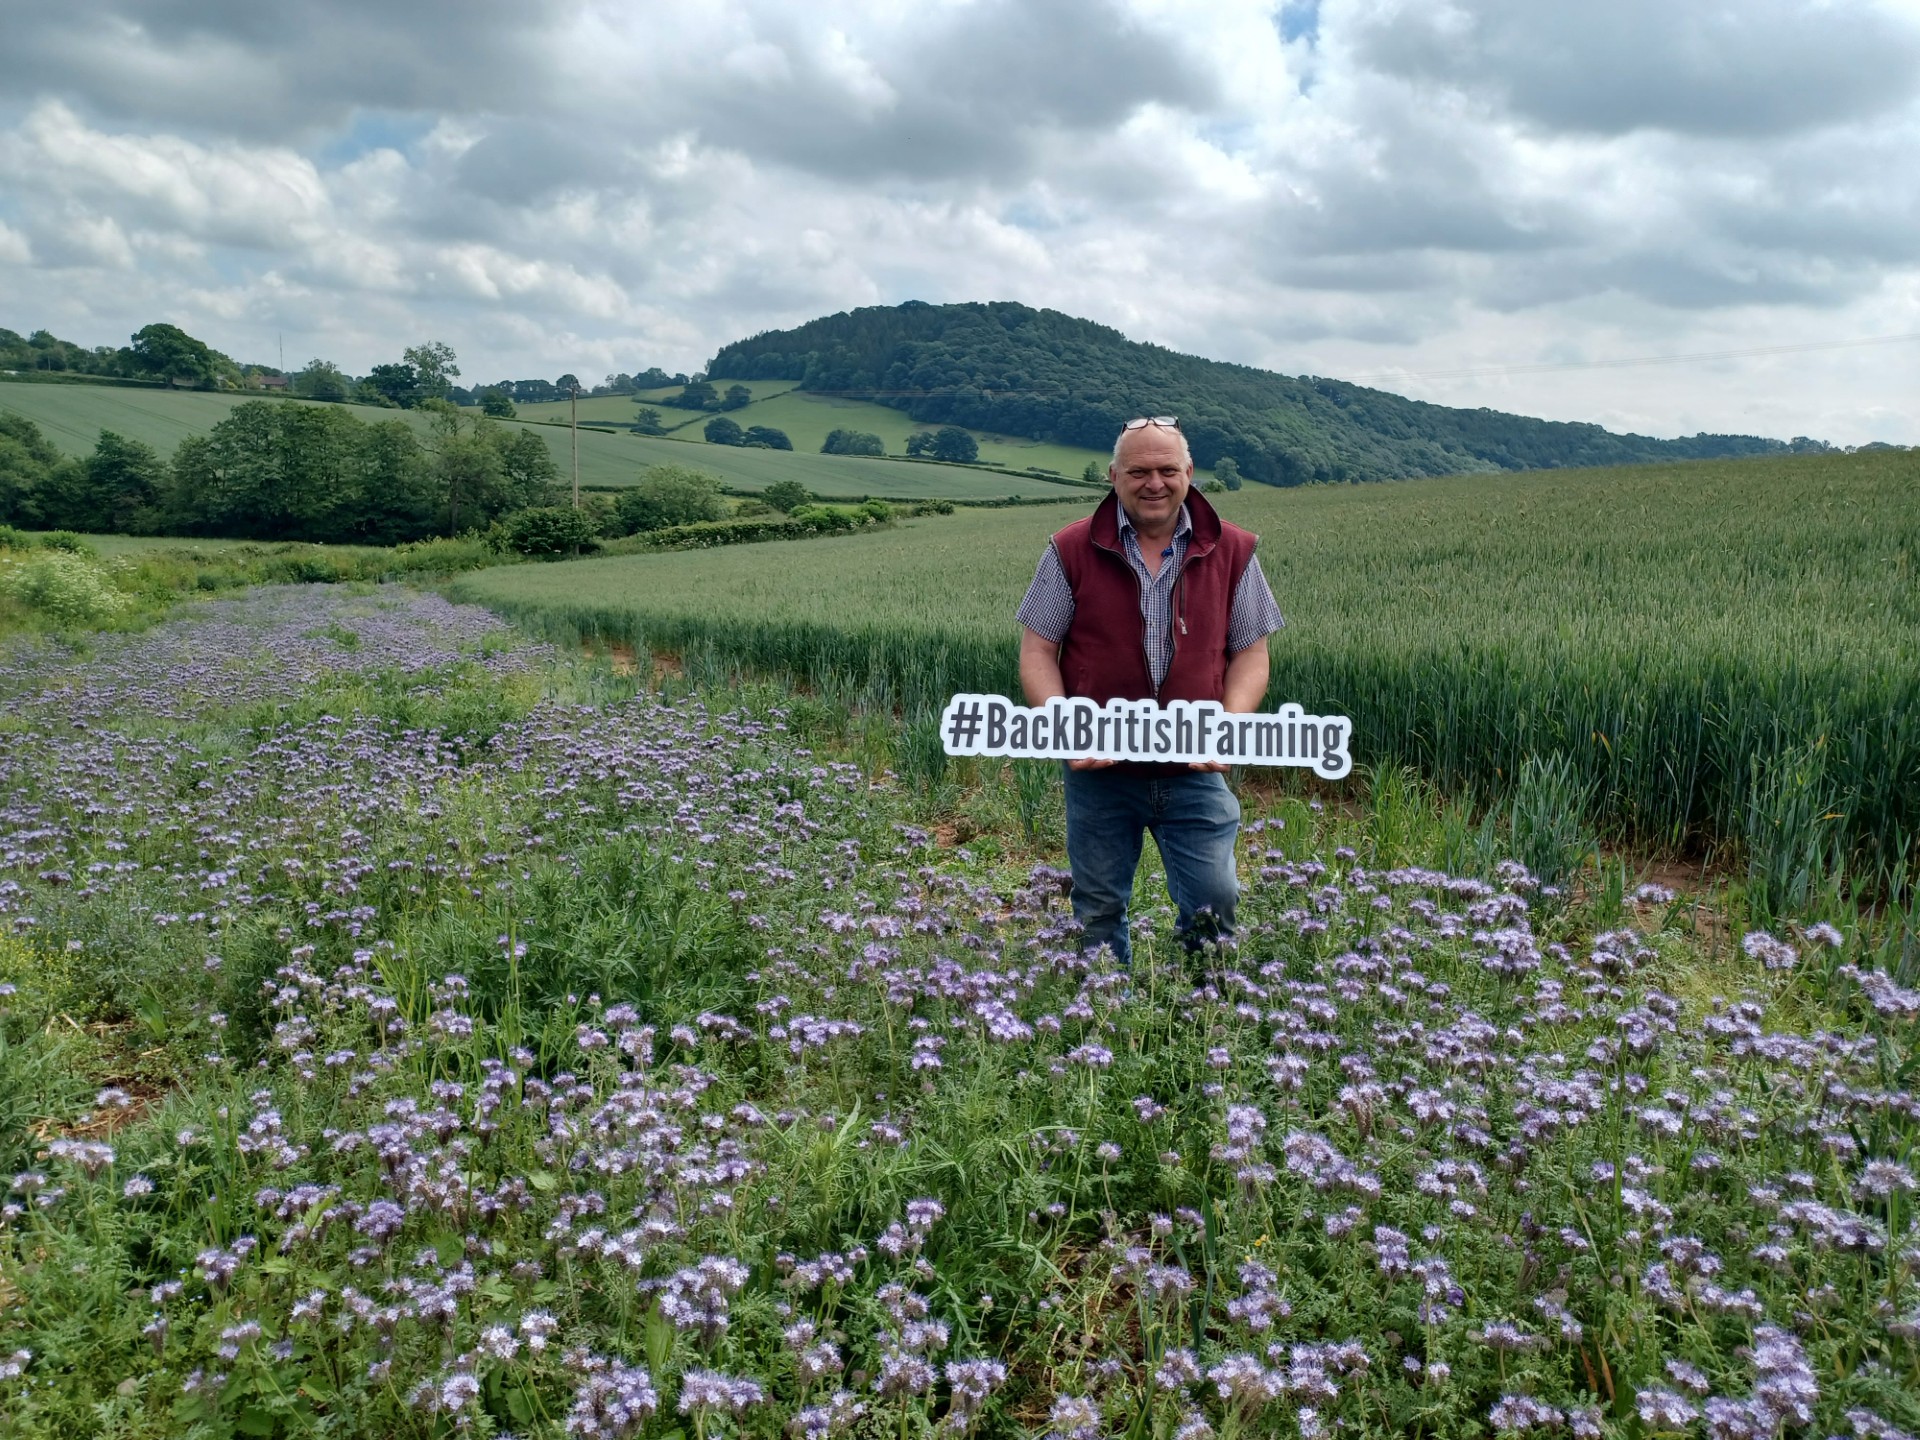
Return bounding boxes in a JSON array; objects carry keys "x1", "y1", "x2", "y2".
[{"x1": 1067, "y1": 757, "x2": 1118, "y2": 770}]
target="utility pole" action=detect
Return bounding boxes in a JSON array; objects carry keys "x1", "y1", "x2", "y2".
[{"x1": 570, "y1": 380, "x2": 582, "y2": 558}]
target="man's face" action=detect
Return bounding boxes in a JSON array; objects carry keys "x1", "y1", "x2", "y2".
[{"x1": 1109, "y1": 426, "x2": 1193, "y2": 530}]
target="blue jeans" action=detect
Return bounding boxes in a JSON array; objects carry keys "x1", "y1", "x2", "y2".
[{"x1": 1062, "y1": 766, "x2": 1241, "y2": 966}]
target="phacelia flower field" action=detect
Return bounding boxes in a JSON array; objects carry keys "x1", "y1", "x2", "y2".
[{"x1": 0, "y1": 585, "x2": 1915, "y2": 1440}]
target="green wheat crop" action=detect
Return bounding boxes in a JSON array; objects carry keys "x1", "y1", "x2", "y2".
[{"x1": 452, "y1": 449, "x2": 1920, "y2": 886}]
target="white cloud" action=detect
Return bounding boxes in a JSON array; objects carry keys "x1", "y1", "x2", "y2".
[{"x1": 0, "y1": 0, "x2": 1916, "y2": 442}]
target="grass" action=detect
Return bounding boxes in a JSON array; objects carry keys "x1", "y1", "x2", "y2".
[
  {"x1": 518, "y1": 382, "x2": 1119, "y2": 479},
  {"x1": 0, "y1": 531, "x2": 506, "y2": 642},
  {"x1": 452, "y1": 448, "x2": 1920, "y2": 894},
  {"x1": 0, "y1": 381, "x2": 1084, "y2": 502},
  {"x1": 514, "y1": 379, "x2": 803, "y2": 426}
]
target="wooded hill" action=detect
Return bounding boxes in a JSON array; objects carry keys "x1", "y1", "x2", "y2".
[{"x1": 709, "y1": 301, "x2": 1815, "y2": 485}]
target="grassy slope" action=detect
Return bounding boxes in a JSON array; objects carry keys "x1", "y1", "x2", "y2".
[
  {"x1": 454, "y1": 449, "x2": 1920, "y2": 866},
  {"x1": 513, "y1": 379, "x2": 801, "y2": 426},
  {"x1": 0, "y1": 382, "x2": 1081, "y2": 501},
  {"x1": 518, "y1": 381, "x2": 1124, "y2": 477}
]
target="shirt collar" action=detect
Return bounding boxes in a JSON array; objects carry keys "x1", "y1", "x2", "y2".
[{"x1": 1117, "y1": 502, "x2": 1192, "y2": 546}]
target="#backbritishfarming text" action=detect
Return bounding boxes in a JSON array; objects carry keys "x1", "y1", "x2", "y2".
[{"x1": 940, "y1": 694, "x2": 1353, "y2": 779}]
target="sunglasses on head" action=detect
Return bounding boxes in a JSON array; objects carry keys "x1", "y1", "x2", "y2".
[{"x1": 1121, "y1": 416, "x2": 1179, "y2": 431}]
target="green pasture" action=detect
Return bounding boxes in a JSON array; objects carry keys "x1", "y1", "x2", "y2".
[
  {"x1": 0, "y1": 383, "x2": 412, "y2": 458},
  {"x1": 454, "y1": 448, "x2": 1920, "y2": 886},
  {"x1": 513, "y1": 378, "x2": 801, "y2": 427},
  {"x1": 519, "y1": 381, "x2": 1120, "y2": 476},
  {"x1": 0, "y1": 380, "x2": 1081, "y2": 501}
]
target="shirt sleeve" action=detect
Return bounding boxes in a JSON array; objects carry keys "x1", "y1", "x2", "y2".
[
  {"x1": 1015, "y1": 542, "x2": 1075, "y2": 643},
  {"x1": 1227, "y1": 554, "x2": 1286, "y2": 655}
]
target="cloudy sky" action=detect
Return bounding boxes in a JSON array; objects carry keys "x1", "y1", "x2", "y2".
[{"x1": 2, "y1": 0, "x2": 1917, "y2": 443}]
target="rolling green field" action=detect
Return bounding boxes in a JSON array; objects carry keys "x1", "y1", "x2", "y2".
[
  {"x1": 0, "y1": 381, "x2": 1084, "y2": 501},
  {"x1": 513, "y1": 378, "x2": 801, "y2": 427},
  {"x1": 454, "y1": 449, "x2": 1920, "y2": 888},
  {"x1": 522, "y1": 381, "x2": 1124, "y2": 476}
]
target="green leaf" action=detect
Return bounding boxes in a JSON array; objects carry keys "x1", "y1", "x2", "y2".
[{"x1": 508, "y1": 1385, "x2": 536, "y2": 1424}]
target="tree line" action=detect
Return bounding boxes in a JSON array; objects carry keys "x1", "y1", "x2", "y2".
[
  {"x1": 4, "y1": 321, "x2": 697, "y2": 421},
  {"x1": 707, "y1": 300, "x2": 1834, "y2": 485},
  {"x1": 0, "y1": 402, "x2": 559, "y2": 544}
]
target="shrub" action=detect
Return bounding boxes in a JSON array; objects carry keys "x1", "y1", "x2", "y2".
[
  {"x1": 0, "y1": 549, "x2": 129, "y2": 623},
  {"x1": 0, "y1": 524, "x2": 30, "y2": 551},
  {"x1": 384, "y1": 536, "x2": 502, "y2": 577},
  {"x1": 36, "y1": 531, "x2": 96, "y2": 555},
  {"x1": 858, "y1": 499, "x2": 894, "y2": 523},
  {"x1": 743, "y1": 426, "x2": 792, "y2": 451},
  {"x1": 612, "y1": 466, "x2": 727, "y2": 534},
  {"x1": 789, "y1": 504, "x2": 860, "y2": 534},
  {"x1": 704, "y1": 416, "x2": 745, "y2": 446},
  {"x1": 761, "y1": 480, "x2": 812, "y2": 513},
  {"x1": 500, "y1": 505, "x2": 601, "y2": 557},
  {"x1": 822, "y1": 428, "x2": 885, "y2": 456}
]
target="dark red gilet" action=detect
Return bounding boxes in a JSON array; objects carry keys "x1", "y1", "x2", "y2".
[{"x1": 1052, "y1": 488, "x2": 1258, "y2": 708}]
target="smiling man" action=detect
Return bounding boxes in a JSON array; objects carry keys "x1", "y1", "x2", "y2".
[{"x1": 1016, "y1": 417, "x2": 1285, "y2": 966}]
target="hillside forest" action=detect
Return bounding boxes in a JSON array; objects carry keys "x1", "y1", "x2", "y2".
[{"x1": 709, "y1": 301, "x2": 1836, "y2": 485}]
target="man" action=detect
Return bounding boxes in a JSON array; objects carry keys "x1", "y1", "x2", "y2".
[{"x1": 1016, "y1": 417, "x2": 1284, "y2": 965}]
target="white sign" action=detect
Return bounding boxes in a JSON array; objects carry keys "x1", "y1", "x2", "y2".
[{"x1": 940, "y1": 694, "x2": 1353, "y2": 779}]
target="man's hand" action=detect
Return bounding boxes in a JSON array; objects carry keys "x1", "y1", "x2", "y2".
[
  {"x1": 1024, "y1": 627, "x2": 1114, "y2": 768},
  {"x1": 1190, "y1": 640, "x2": 1272, "y2": 771}
]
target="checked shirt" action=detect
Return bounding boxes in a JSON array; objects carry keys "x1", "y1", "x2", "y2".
[{"x1": 1017, "y1": 502, "x2": 1285, "y2": 690}]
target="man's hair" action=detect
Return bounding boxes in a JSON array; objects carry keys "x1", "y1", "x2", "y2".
[{"x1": 1111, "y1": 425, "x2": 1193, "y2": 470}]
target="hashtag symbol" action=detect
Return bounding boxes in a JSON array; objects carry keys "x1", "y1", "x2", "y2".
[{"x1": 946, "y1": 699, "x2": 983, "y2": 748}]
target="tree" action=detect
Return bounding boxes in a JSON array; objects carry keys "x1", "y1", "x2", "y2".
[
  {"x1": 931, "y1": 426, "x2": 979, "y2": 463},
  {"x1": 479, "y1": 387, "x2": 517, "y2": 419},
  {"x1": 555, "y1": 373, "x2": 581, "y2": 397},
  {"x1": 405, "y1": 342, "x2": 461, "y2": 401},
  {"x1": 1080, "y1": 459, "x2": 1106, "y2": 484},
  {"x1": 362, "y1": 363, "x2": 421, "y2": 408},
  {"x1": 75, "y1": 431, "x2": 166, "y2": 532},
  {"x1": 720, "y1": 384, "x2": 752, "y2": 411},
  {"x1": 762, "y1": 480, "x2": 811, "y2": 513},
  {"x1": 162, "y1": 402, "x2": 434, "y2": 542},
  {"x1": 491, "y1": 427, "x2": 560, "y2": 508},
  {"x1": 633, "y1": 367, "x2": 675, "y2": 389},
  {"x1": 672, "y1": 381, "x2": 718, "y2": 411},
  {"x1": 1213, "y1": 456, "x2": 1243, "y2": 491},
  {"x1": 512, "y1": 378, "x2": 557, "y2": 404},
  {"x1": 611, "y1": 465, "x2": 726, "y2": 534},
  {"x1": 742, "y1": 426, "x2": 791, "y2": 450},
  {"x1": 128, "y1": 322, "x2": 216, "y2": 387},
  {"x1": 822, "y1": 428, "x2": 884, "y2": 456},
  {"x1": 290, "y1": 359, "x2": 348, "y2": 403},
  {"x1": 704, "y1": 416, "x2": 745, "y2": 446},
  {"x1": 905, "y1": 431, "x2": 933, "y2": 457},
  {"x1": 0, "y1": 413, "x2": 61, "y2": 526},
  {"x1": 631, "y1": 406, "x2": 666, "y2": 436}
]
